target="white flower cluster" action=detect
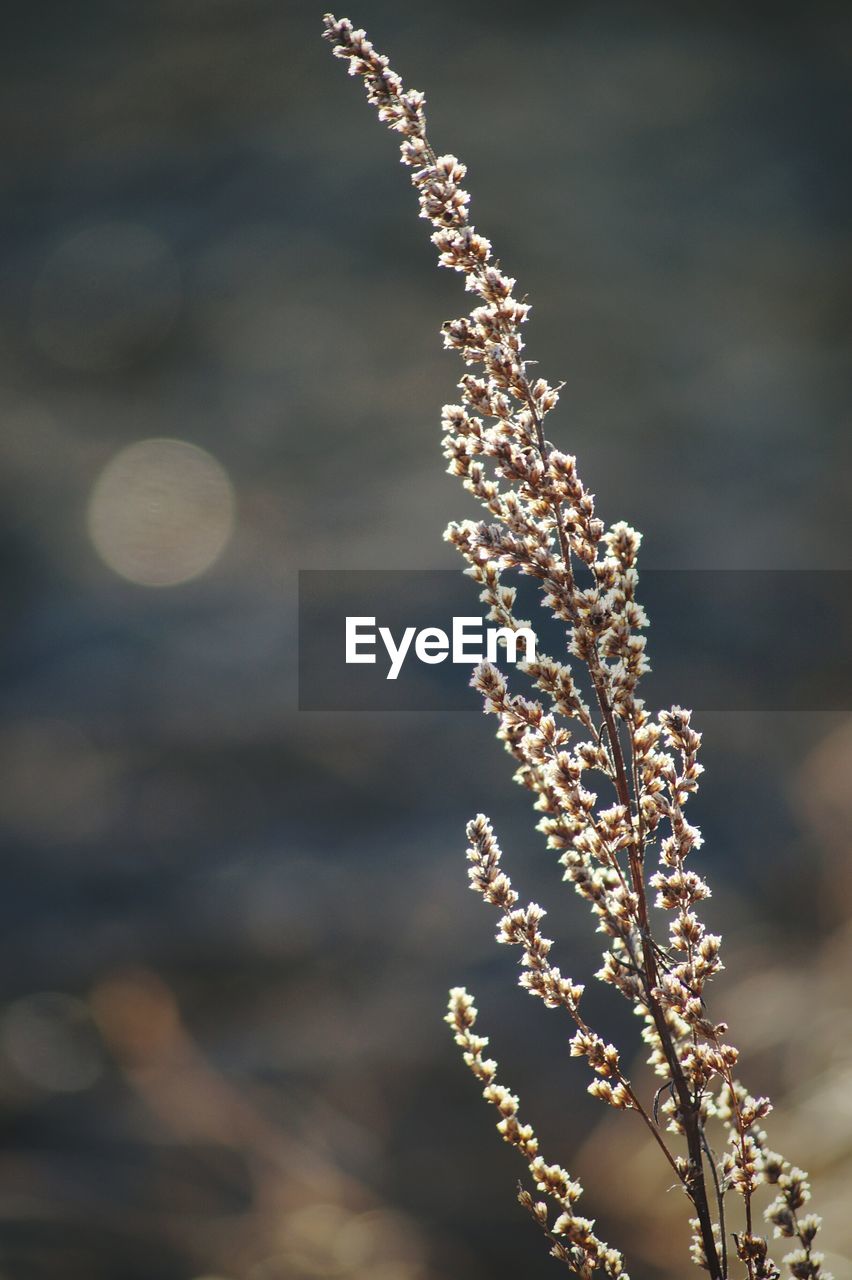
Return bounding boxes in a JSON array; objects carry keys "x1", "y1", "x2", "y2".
[{"x1": 324, "y1": 15, "x2": 831, "y2": 1280}]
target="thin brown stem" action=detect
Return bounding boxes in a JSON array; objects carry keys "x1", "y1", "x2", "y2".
[
  {"x1": 702, "y1": 1130, "x2": 729, "y2": 1280},
  {"x1": 622, "y1": 1080, "x2": 684, "y2": 1186},
  {"x1": 717, "y1": 1055, "x2": 756, "y2": 1280},
  {"x1": 524, "y1": 394, "x2": 724, "y2": 1280},
  {"x1": 516, "y1": 376, "x2": 723, "y2": 1276}
]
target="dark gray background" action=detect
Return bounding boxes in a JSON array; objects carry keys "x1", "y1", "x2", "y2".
[{"x1": 0, "y1": 3, "x2": 850, "y2": 1278}]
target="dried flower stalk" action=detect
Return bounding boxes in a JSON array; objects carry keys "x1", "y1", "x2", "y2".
[{"x1": 322, "y1": 15, "x2": 831, "y2": 1280}]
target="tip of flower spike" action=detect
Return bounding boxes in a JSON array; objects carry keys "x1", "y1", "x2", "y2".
[{"x1": 445, "y1": 987, "x2": 479, "y2": 1032}]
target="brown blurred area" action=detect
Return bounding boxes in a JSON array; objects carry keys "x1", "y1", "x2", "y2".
[{"x1": 0, "y1": 2, "x2": 850, "y2": 1277}]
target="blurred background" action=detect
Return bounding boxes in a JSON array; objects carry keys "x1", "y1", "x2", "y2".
[{"x1": 0, "y1": 1, "x2": 850, "y2": 1277}]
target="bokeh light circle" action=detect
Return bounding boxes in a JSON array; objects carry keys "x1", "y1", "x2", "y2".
[{"x1": 87, "y1": 438, "x2": 235, "y2": 587}]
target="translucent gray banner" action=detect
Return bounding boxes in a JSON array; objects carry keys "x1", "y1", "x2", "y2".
[{"x1": 298, "y1": 570, "x2": 852, "y2": 712}]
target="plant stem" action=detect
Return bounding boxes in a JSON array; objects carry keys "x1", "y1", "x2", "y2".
[{"x1": 526, "y1": 369, "x2": 725, "y2": 1280}]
